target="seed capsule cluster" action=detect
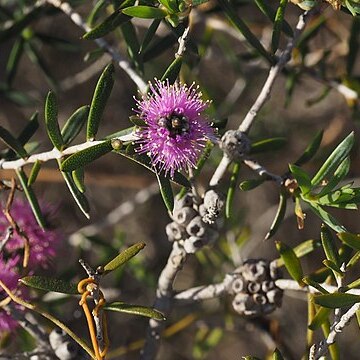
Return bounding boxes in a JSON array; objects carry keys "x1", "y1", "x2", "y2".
[
  {"x1": 228, "y1": 259, "x2": 283, "y2": 317},
  {"x1": 166, "y1": 190, "x2": 224, "y2": 253},
  {"x1": 220, "y1": 130, "x2": 251, "y2": 161},
  {"x1": 49, "y1": 328, "x2": 84, "y2": 360}
]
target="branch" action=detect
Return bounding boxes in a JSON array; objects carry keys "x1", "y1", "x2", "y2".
[
  {"x1": 239, "y1": 9, "x2": 316, "y2": 134},
  {"x1": 0, "y1": 133, "x2": 137, "y2": 170},
  {"x1": 44, "y1": 0, "x2": 148, "y2": 94},
  {"x1": 242, "y1": 158, "x2": 283, "y2": 184}
]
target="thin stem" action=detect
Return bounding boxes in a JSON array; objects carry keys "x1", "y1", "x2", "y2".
[{"x1": 44, "y1": 0, "x2": 147, "y2": 94}]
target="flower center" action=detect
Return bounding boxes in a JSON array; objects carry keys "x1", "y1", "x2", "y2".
[{"x1": 158, "y1": 113, "x2": 190, "y2": 137}]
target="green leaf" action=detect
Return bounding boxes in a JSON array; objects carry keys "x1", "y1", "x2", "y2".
[
  {"x1": 276, "y1": 239, "x2": 320, "y2": 266},
  {"x1": 307, "y1": 202, "x2": 346, "y2": 233},
  {"x1": 122, "y1": 6, "x2": 168, "y2": 19},
  {"x1": 103, "y1": 242, "x2": 146, "y2": 274},
  {"x1": 161, "y1": 56, "x2": 183, "y2": 85},
  {"x1": 114, "y1": 149, "x2": 190, "y2": 188},
  {"x1": 104, "y1": 301, "x2": 165, "y2": 320},
  {"x1": 226, "y1": 162, "x2": 240, "y2": 219},
  {"x1": 317, "y1": 157, "x2": 350, "y2": 197},
  {"x1": 20, "y1": 276, "x2": 78, "y2": 295},
  {"x1": 217, "y1": 0, "x2": 274, "y2": 65},
  {"x1": 87, "y1": 63, "x2": 115, "y2": 141},
  {"x1": 302, "y1": 277, "x2": 329, "y2": 294},
  {"x1": 105, "y1": 126, "x2": 135, "y2": 139},
  {"x1": 72, "y1": 167, "x2": 86, "y2": 193},
  {"x1": 271, "y1": 0, "x2": 288, "y2": 53},
  {"x1": 6, "y1": 36, "x2": 24, "y2": 86},
  {"x1": 45, "y1": 90, "x2": 64, "y2": 150},
  {"x1": 83, "y1": 9, "x2": 131, "y2": 40},
  {"x1": 311, "y1": 132, "x2": 354, "y2": 187},
  {"x1": 142, "y1": 33, "x2": 177, "y2": 62},
  {"x1": 323, "y1": 259, "x2": 344, "y2": 277},
  {"x1": 86, "y1": 0, "x2": 107, "y2": 27},
  {"x1": 250, "y1": 137, "x2": 287, "y2": 154},
  {"x1": 15, "y1": 168, "x2": 46, "y2": 229},
  {"x1": 289, "y1": 164, "x2": 312, "y2": 195},
  {"x1": 18, "y1": 111, "x2": 39, "y2": 147},
  {"x1": 272, "y1": 348, "x2": 284, "y2": 360},
  {"x1": 61, "y1": 105, "x2": 89, "y2": 146},
  {"x1": 27, "y1": 160, "x2": 42, "y2": 186},
  {"x1": 308, "y1": 307, "x2": 332, "y2": 330},
  {"x1": 265, "y1": 190, "x2": 287, "y2": 240},
  {"x1": 121, "y1": 21, "x2": 142, "y2": 72},
  {"x1": 276, "y1": 241, "x2": 304, "y2": 286},
  {"x1": 139, "y1": 19, "x2": 161, "y2": 54},
  {"x1": 156, "y1": 173, "x2": 174, "y2": 212},
  {"x1": 239, "y1": 177, "x2": 265, "y2": 191},
  {"x1": 59, "y1": 165, "x2": 90, "y2": 219},
  {"x1": 60, "y1": 140, "x2": 113, "y2": 172},
  {"x1": 314, "y1": 293, "x2": 360, "y2": 308},
  {"x1": 295, "y1": 130, "x2": 323, "y2": 166},
  {"x1": 338, "y1": 232, "x2": 360, "y2": 251},
  {"x1": 0, "y1": 125, "x2": 29, "y2": 159},
  {"x1": 320, "y1": 224, "x2": 340, "y2": 267}
]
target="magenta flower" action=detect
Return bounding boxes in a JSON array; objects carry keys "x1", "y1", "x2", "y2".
[
  {"x1": 0, "y1": 257, "x2": 23, "y2": 333},
  {"x1": 0, "y1": 198, "x2": 61, "y2": 270},
  {"x1": 135, "y1": 80, "x2": 215, "y2": 177}
]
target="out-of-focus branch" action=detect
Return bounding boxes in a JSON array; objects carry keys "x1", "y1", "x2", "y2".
[
  {"x1": 44, "y1": 0, "x2": 148, "y2": 94},
  {"x1": 239, "y1": 9, "x2": 316, "y2": 134}
]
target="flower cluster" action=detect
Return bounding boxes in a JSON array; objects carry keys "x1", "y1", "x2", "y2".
[
  {"x1": 135, "y1": 80, "x2": 215, "y2": 177},
  {"x1": 0, "y1": 198, "x2": 61, "y2": 334}
]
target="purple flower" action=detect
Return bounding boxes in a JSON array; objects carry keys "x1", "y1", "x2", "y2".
[
  {"x1": 0, "y1": 257, "x2": 22, "y2": 333},
  {"x1": 0, "y1": 198, "x2": 61, "y2": 270},
  {"x1": 135, "y1": 80, "x2": 215, "y2": 177}
]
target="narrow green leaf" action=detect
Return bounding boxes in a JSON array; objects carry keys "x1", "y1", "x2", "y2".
[
  {"x1": 103, "y1": 242, "x2": 146, "y2": 274},
  {"x1": 250, "y1": 137, "x2": 287, "y2": 154},
  {"x1": 18, "y1": 111, "x2": 39, "y2": 146},
  {"x1": 217, "y1": 0, "x2": 274, "y2": 64},
  {"x1": 271, "y1": 0, "x2": 288, "y2": 53},
  {"x1": 142, "y1": 33, "x2": 177, "y2": 62},
  {"x1": 20, "y1": 275, "x2": 78, "y2": 295},
  {"x1": 311, "y1": 132, "x2": 354, "y2": 187},
  {"x1": 86, "y1": 0, "x2": 107, "y2": 27},
  {"x1": 61, "y1": 140, "x2": 113, "y2": 172},
  {"x1": 139, "y1": 19, "x2": 161, "y2": 54},
  {"x1": 272, "y1": 348, "x2": 284, "y2": 360},
  {"x1": 346, "y1": 251, "x2": 360, "y2": 269},
  {"x1": 265, "y1": 190, "x2": 287, "y2": 239},
  {"x1": 45, "y1": 90, "x2": 64, "y2": 150},
  {"x1": 276, "y1": 241, "x2": 304, "y2": 286},
  {"x1": 105, "y1": 126, "x2": 135, "y2": 139},
  {"x1": 104, "y1": 301, "x2": 165, "y2": 320},
  {"x1": 6, "y1": 36, "x2": 24, "y2": 86},
  {"x1": 276, "y1": 239, "x2": 320, "y2": 267},
  {"x1": 307, "y1": 202, "x2": 346, "y2": 233},
  {"x1": 344, "y1": 277, "x2": 360, "y2": 291},
  {"x1": 0, "y1": 126, "x2": 28, "y2": 159},
  {"x1": 295, "y1": 130, "x2": 323, "y2": 166},
  {"x1": 15, "y1": 168, "x2": 46, "y2": 229},
  {"x1": 122, "y1": 6, "x2": 168, "y2": 19},
  {"x1": 87, "y1": 63, "x2": 115, "y2": 141},
  {"x1": 338, "y1": 232, "x2": 360, "y2": 251},
  {"x1": 27, "y1": 160, "x2": 42, "y2": 186},
  {"x1": 320, "y1": 224, "x2": 340, "y2": 267},
  {"x1": 303, "y1": 277, "x2": 329, "y2": 294},
  {"x1": 239, "y1": 177, "x2": 265, "y2": 191},
  {"x1": 308, "y1": 307, "x2": 331, "y2": 330},
  {"x1": 121, "y1": 21, "x2": 142, "y2": 71},
  {"x1": 72, "y1": 167, "x2": 86, "y2": 193},
  {"x1": 317, "y1": 157, "x2": 351, "y2": 198},
  {"x1": 314, "y1": 293, "x2": 360, "y2": 308},
  {"x1": 161, "y1": 56, "x2": 183, "y2": 85},
  {"x1": 58, "y1": 163, "x2": 90, "y2": 219},
  {"x1": 226, "y1": 162, "x2": 240, "y2": 219},
  {"x1": 323, "y1": 259, "x2": 344, "y2": 277},
  {"x1": 289, "y1": 164, "x2": 312, "y2": 195},
  {"x1": 61, "y1": 105, "x2": 89, "y2": 146},
  {"x1": 156, "y1": 173, "x2": 174, "y2": 212}
]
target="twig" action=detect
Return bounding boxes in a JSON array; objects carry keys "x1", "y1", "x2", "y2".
[
  {"x1": 176, "y1": 26, "x2": 190, "y2": 58},
  {"x1": 243, "y1": 158, "x2": 283, "y2": 184},
  {"x1": 209, "y1": 154, "x2": 232, "y2": 186},
  {"x1": 239, "y1": 9, "x2": 315, "y2": 134},
  {"x1": 44, "y1": 0, "x2": 147, "y2": 94},
  {"x1": 312, "y1": 302, "x2": 360, "y2": 359},
  {"x1": 0, "y1": 133, "x2": 137, "y2": 170}
]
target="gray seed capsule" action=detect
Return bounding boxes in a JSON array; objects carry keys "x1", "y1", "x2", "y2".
[
  {"x1": 186, "y1": 216, "x2": 207, "y2": 237},
  {"x1": 166, "y1": 222, "x2": 186, "y2": 241},
  {"x1": 173, "y1": 207, "x2": 197, "y2": 226}
]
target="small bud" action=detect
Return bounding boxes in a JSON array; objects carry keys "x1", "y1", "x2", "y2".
[
  {"x1": 54, "y1": 341, "x2": 79, "y2": 360},
  {"x1": 111, "y1": 139, "x2": 123, "y2": 150},
  {"x1": 183, "y1": 236, "x2": 204, "y2": 253},
  {"x1": 186, "y1": 216, "x2": 207, "y2": 237},
  {"x1": 166, "y1": 221, "x2": 186, "y2": 241},
  {"x1": 220, "y1": 130, "x2": 251, "y2": 161},
  {"x1": 173, "y1": 207, "x2": 197, "y2": 226}
]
